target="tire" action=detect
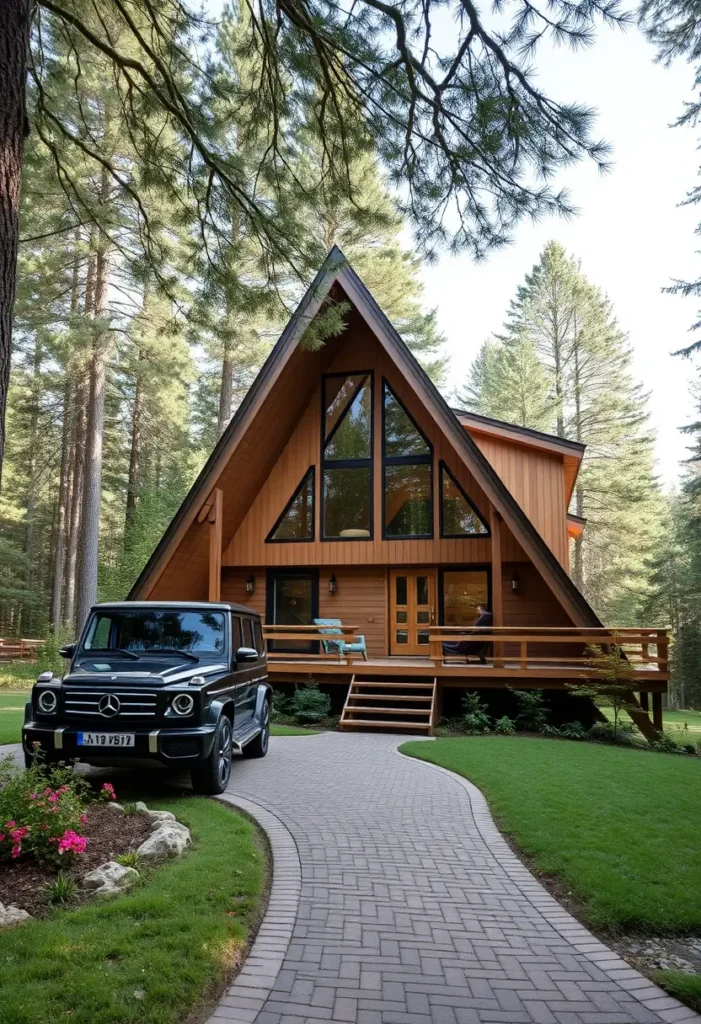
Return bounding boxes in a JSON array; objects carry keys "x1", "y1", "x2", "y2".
[
  {"x1": 191, "y1": 715, "x2": 233, "y2": 794},
  {"x1": 242, "y1": 699, "x2": 270, "y2": 759}
]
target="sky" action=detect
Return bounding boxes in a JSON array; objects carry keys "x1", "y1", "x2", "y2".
[{"x1": 417, "y1": 21, "x2": 701, "y2": 488}]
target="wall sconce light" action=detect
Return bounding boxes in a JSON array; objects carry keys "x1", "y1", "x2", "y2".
[
  {"x1": 511, "y1": 571, "x2": 519, "y2": 593},
  {"x1": 328, "y1": 573, "x2": 337, "y2": 595},
  {"x1": 246, "y1": 574, "x2": 255, "y2": 595}
]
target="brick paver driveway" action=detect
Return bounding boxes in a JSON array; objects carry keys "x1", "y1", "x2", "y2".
[{"x1": 215, "y1": 732, "x2": 698, "y2": 1024}]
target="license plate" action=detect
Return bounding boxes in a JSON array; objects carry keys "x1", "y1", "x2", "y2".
[{"x1": 77, "y1": 732, "x2": 135, "y2": 747}]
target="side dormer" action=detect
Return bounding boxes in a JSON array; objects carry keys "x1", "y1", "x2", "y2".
[{"x1": 452, "y1": 410, "x2": 585, "y2": 572}]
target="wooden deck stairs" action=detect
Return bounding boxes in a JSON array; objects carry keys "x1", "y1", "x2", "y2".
[{"x1": 339, "y1": 676, "x2": 437, "y2": 734}]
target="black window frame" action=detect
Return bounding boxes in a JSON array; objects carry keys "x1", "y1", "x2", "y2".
[
  {"x1": 382, "y1": 379, "x2": 433, "y2": 540},
  {"x1": 438, "y1": 565, "x2": 492, "y2": 626},
  {"x1": 439, "y1": 461, "x2": 491, "y2": 539},
  {"x1": 320, "y1": 370, "x2": 374, "y2": 542},
  {"x1": 265, "y1": 569, "x2": 320, "y2": 653},
  {"x1": 265, "y1": 465, "x2": 316, "y2": 544}
]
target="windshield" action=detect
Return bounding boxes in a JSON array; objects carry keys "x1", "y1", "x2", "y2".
[{"x1": 80, "y1": 609, "x2": 227, "y2": 656}]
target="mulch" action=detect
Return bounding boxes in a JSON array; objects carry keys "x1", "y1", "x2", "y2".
[{"x1": 0, "y1": 805, "x2": 153, "y2": 917}]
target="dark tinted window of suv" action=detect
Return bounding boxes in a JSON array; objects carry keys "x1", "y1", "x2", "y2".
[
  {"x1": 232, "y1": 616, "x2": 242, "y2": 651},
  {"x1": 244, "y1": 618, "x2": 255, "y2": 650}
]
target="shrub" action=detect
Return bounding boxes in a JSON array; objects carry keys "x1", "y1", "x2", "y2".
[
  {"x1": 0, "y1": 754, "x2": 92, "y2": 865},
  {"x1": 650, "y1": 734, "x2": 685, "y2": 755},
  {"x1": 683, "y1": 743, "x2": 697, "y2": 755},
  {"x1": 44, "y1": 872, "x2": 79, "y2": 905},
  {"x1": 292, "y1": 684, "x2": 331, "y2": 724},
  {"x1": 560, "y1": 721, "x2": 587, "y2": 740},
  {"x1": 116, "y1": 851, "x2": 141, "y2": 868},
  {"x1": 270, "y1": 691, "x2": 294, "y2": 722},
  {"x1": 493, "y1": 715, "x2": 516, "y2": 735},
  {"x1": 460, "y1": 691, "x2": 491, "y2": 734},
  {"x1": 588, "y1": 721, "x2": 635, "y2": 746},
  {"x1": 541, "y1": 724, "x2": 562, "y2": 738},
  {"x1": 512, "y1": 689, "x2": 549, "y2": 732}
]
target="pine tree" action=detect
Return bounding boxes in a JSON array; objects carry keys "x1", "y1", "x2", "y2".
[{"x1": 458, "y1": 335, "x2": 554, "y2": 429}]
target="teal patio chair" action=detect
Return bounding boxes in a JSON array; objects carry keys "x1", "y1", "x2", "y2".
[{"x1": 313, "y1": 618, "x2": 368, "y2": 661}]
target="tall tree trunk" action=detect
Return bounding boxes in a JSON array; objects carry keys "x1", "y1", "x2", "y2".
[
  {"x1": 217, "y1": 327, "x2": 234, "y2": 438},
  {"x1": 23, "y1": 336, "x2": 42, "y2": 633},
  {"x1": 0, "y1": 0, "x2": 31, "y2": 488},
  {"x1": 75, "y1": 230, "x2": 110, "y2": 632},
  {"x1": 51, "y1": 242, "x2": 81, "y2": 630},
  {"x1": 571, "y1": 319, "x2": 584, "y2": 589},
  {"x1": 125, "y1": 351, "x2": 145, "y2": 541}
]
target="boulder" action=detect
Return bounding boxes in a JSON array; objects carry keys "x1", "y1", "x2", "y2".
[
  {"x1": 136, "y1": 823, "x2": 190, "y2": 862},
  {"x1": 149, "y1": 816, "x2": 188, "y2": 833},
  {"x1": 105, "y1": 802, "x2": 125, "y2": 814},
  {"x1": 83, "y1": 861, "x2": 139, "y2": 895},
  {"x1": 134, "y1": 802, "x2": 177, "y2": 825},
  {"x1": 0, "y1": 902, "x2": 31, "y2": 928}
]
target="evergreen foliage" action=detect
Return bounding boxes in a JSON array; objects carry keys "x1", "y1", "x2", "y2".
[{"x1": 462, "y1": 241, "x2": 664, "y2": 624}]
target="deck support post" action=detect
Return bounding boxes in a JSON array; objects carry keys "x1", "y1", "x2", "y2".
[
  {"x1": 639, "y1": 691, "x2": 649, "y2": 713},
  {"x1": 652, "y1": 692, "x2": 663, "y2": 733},
  {"x1": 208, "y1": 488, "x2": 223, "y2": 603},
  {"x1": 490, "y1": 506, "x2": 503, "y2": 667}
]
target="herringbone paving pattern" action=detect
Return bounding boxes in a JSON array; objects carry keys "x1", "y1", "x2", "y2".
[{"x1": 215, "y1": 732, "x2": 699, "y2": 1024}]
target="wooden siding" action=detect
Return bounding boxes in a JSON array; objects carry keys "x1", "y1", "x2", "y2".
[
  {"x1": 469, "y1": 432, "x2": 569, "y2": 568},
  {"x1": 224, "y1": 323, "x2": 525, "y2": 568},
  {"x1": 222, "y1": 560, "x2": 571, "y2": 659}
]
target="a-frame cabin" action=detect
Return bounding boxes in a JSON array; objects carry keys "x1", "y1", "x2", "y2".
[{"x1": 129, "y1": 248, "x2": 669, "y2": 737}]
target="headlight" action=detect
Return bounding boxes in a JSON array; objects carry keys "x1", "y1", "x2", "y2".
[
  {"x1": 38, "y1": 690, "x2": 57, "y2": 714},
  {"x1": 171, "y1": 693, "x2": 194, "y2": 716}
]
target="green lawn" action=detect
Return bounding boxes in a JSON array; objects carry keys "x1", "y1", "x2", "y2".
[
  {"x1": 0, "y1": 795, "x2": 266, "y2": 1024},
  {"x1": 604, "y1": 706, "x2": 701, "y2": 735},
  {"x1": 401, "y1": 736, "x2": 701, "y2": 1012},
  {"x1": 270, "y1": 724, "x2": 319, "y2": 736},
  {"x1": 0, "y1": 692, "x2": 27, "y2": 744}
]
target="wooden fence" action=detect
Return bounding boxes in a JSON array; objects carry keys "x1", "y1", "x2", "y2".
[{"x1": 0, "y1": 638, "x2": 44, "y2": 662}]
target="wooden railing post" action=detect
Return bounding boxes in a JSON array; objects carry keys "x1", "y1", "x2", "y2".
[
  {"x1": 490, "y1": 506, "x2": 504, "y2": 667},
  {"x1": 520, "y1": 640, "x2": 528, "y2": 671},
  {"x1": 656, "y1": 630, "x2": 669, "y2": 676}
]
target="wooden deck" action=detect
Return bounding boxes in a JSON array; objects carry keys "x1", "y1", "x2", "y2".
[{"x1": 264, "y1": 625, "x2": 670, "y2": 690}]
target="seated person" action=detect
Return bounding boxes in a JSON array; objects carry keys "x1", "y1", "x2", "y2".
[{"x1": 442, "y1": 603, "x2": 494, "y2": 664}]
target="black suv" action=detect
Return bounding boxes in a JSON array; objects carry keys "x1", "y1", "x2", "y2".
[{"x1": 22, "y1": 601, "x2": 271, "y2": 794}]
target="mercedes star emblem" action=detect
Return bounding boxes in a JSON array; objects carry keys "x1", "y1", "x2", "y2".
[{"x1": 98, "y1": 693, "x2": 121, "y2": 718}]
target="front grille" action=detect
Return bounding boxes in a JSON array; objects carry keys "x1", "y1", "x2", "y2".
[{"x1": 63, "y1": 690, "x2": 159, "y2": 719}]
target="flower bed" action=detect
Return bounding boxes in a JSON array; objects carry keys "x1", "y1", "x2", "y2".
[{"x1": 0, "y1": 754, "x2": 151, "y2": 917}]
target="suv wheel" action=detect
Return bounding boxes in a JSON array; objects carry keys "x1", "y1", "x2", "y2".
[
  {"x1": 242, "y1": 699, "x2": 270, "y2": 759},
  {"x1": 191, "y1": 715, "x2": 233, "y2": 794}
]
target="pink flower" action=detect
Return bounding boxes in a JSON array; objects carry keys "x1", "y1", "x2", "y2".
[
  {"x1": 5, "y1": 820, "x2": 16, "y2": 828},
  {"x1": 80, "y1": 814, "x2": 88, "y2": 824},
  {"x1": 11, "y1": 845, "x2": 21, "y2": 859},
  {"x1": 48, "y1": 792, "x2": 59, "y2": 803},
  {"x1": 101, "y1": 783, "x2": 116, "y2": 801},
  {"x1": 0, "y1": 834, "x2": 5, "y2": 842},
  {"x1": 57, "y1": 830, "x2": 87, "y2": 856},
  {"x1": 29, "y1": 793, "x2": 37, "y2": 800},
  {"x1": 10, "y1": 827, "x2": 28, "y2": 842}
]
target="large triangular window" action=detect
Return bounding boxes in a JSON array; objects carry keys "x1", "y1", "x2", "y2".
[
  {"x1": 383, "y1": 381, "x2": 433, "y2": 538},
  {"x1": 440, "y1": 463, "x2": 489, "y2": 537},
  {"x1": 266, "y1": 467, "x2": 315, "y2": 542}
]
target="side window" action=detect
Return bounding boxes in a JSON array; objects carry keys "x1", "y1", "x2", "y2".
[
  {"x1": 253, "y1": 620, "x2": 264, "y2": 656},
  {"x1": 232, "y1": 617, "x2": 242, "y2": 654},
  {"x1": 244, "y1": 618, "x2": 255, "y2": 650},
  {"x1": 86, "y1": 615, "x2": 112, "y2": 650}
]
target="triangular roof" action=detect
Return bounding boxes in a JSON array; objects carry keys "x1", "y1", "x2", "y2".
[{"x1": 129, "y1": 246, "x2": 601, "y2": 627}]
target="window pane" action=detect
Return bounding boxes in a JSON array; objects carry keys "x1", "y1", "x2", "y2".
[
  {"x1": 385, "y1": 464, "x2": 432, "y2": 537},
  {"x1": 395, "y1": 630, "x2": 409, "y2": 645},
  {"x1": 395, "y1": 576, "x2": 407, "y2": 605},
  {"x1": 85, "y1": 610, "x2": 226, "y2": 653},
  {"x1": 417, "y1": 610, "x2": 430, "y2": 624},
  {"x1": 270, "y1": 469, "x2": 314, "y2": 541},
  {"x1": 396, "y1": 610, "x2": 408, "y2": 624},
  {"x1": 323, "y1": 467, "x2": 371, "y2": 538},
  {"x1": 442, "y1": 571, "x2": 489, "y2": 627},
  {"x1": 324, "y1": 376, "x2": 371, "y2": 461},
  {"x1": 417, "y1": 630, "x2": 430, "y2": 645},
  {"x1": 384, "y1": 384, "x2": 429, "y2": 458},
  {"x1": 416, "y1": 576, "x2": 429, "y2": 605},
  {"x1": 271, "y1": 574, "x2": 315, "y2": 652},
  {"x1": 441, "y1": 467, "x2": 488, "y2": 536}
]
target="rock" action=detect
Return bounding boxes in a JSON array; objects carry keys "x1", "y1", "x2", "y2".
[
  {"x1": 105, "y1": 802, "x2": 125, "y2": 814},
  {"x1": 0, "y1": 902, "x2": 31, "y2": 928},
  {"x1": 136, "y1": 823, "x2": 190, "y2": 862},
  {"x1": 149, "y1": 816, "x2": 188, "y2": 833},
  {"x1": 83, "y1": 861, "x2": 139, "y2": 895},
  {"x1": 134, "y1": 802, "x2": 177, "y2": 825}
]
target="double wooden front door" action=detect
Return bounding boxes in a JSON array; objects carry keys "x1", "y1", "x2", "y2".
[{"x1": 389, "y1": 570, "x2": 437, "y2": 655}]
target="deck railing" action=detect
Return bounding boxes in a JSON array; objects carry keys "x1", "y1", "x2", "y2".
[
  {"x1": 262, "y1": 624, "x2": 669, "y2": 675},
  {"x1": 263, "y1": 624, "x2": 363, "y2": 661},
  {"x1": 428, "y1": 626, "x2": 669, "y2": 675}
]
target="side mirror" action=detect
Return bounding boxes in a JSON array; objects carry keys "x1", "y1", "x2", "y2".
[
  {"x1": 236, "y1": 646, "x2": 259, "y2": 664},
  {"x1": 59, "y1": 643, "x2": 76, "y2": 659}
]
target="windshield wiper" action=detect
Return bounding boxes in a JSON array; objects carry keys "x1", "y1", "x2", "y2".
[
  {"x1": 143, "y1": 647, "x2": 199, "y2": 662},
  {"x1": 81, "y1": 648, "x2": 141, "y2": 661}
]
